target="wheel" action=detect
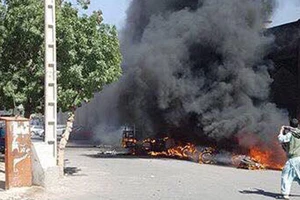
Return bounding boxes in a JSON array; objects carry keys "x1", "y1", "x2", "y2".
[{"x1": 201, "y1": 152, "x2": 213, "y2": 164}]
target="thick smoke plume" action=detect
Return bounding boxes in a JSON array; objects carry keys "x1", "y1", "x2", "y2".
[{"x1": 77, "y1": 0, "x2": 288, "y2": 149}]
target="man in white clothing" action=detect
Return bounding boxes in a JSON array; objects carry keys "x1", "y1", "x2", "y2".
[{"x1": 277, "y1": 118, "x2": 300, "y2": 199}]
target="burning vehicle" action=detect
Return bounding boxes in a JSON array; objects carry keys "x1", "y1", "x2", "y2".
[
  {"x1": 121, "y1": 127, "x2": 283, "y2": 170},
  {"x1": 122, "y1": 128, "x2": 215, "y2": 165},
  {"x1": 142, "y1": 137, "x2": 170, "y2": 153},
  {"x1": 235, "y1": 156, "x2": 265, "y2": 170},
  {"x1": 121, "y1": 127, "x2": 169, "y2": 155},
  {"x1": 121, "y1": 126, "x2": 137, "y2": 154}
]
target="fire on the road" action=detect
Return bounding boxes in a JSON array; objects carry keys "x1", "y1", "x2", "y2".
[
  {"x1": 121, "y1": 128, "x2": 285, "y2": 170},
  {"x1": 249, "y1": 146, "x2": 284, "y2": 170},
  {"x1": 149, "y1": 142, "x2": 284, "y2": 170},
  {"x1": 149, "y1": 143, "x2": 215, "y2": 164}
]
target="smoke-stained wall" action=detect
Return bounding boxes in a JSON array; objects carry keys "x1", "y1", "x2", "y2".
[{"x1": 76, "y1": 0, "x2": 288, "y2": 148}]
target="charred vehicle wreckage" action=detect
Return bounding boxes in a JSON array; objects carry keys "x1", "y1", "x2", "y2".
[{"x1": 120, "y1": 126, "x2": 266, "y2": 170}]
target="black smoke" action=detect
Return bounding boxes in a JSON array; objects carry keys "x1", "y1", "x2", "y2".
[{"x1": 77, "y1": 0, "x2": 288, "y2": 149}]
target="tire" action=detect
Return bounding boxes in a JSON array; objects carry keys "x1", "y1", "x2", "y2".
[{"x1": 201, "y1": 152, "x2": 213, "y2": 164}]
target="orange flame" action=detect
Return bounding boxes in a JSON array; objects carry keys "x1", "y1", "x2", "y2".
[
  {"x1": 121, "y1": 138, "x2": 137, "y2": 148},
  {"x1": 249, "y1": 146, "x2": 284, "y2": 170},
  {"x1": 149, "y1": 143, "x2": 215, "y2": 164},
  {"x1": 123, "y1": 133, "x2": 286, "y2": 170}
]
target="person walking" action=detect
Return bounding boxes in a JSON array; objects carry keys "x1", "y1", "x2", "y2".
[{"x1": 278, "y1": 118, "x2": 300, "y2": 199}]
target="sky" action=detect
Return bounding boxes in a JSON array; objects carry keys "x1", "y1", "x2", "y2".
[
  {"x1": 87, "y1": 0, "x2": 131, "y2": 29},
  {"x1": 271, "y1": 0, "x2": 300, "y2": 27},
  {"x1": 71, "y1": 0, "x2": 131, "y2": 30},
  {"x1": 76, "y1": 0, "x2": 300, "y2": 30}
]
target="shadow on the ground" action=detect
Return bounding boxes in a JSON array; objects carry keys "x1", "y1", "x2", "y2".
[
  {"x1": 64, "y1": 166, "x2": 87, "y2": 177},
  {"x1": 240, "y1": 188, "x2": 300, "y2": 198},
  {"x1": 64, "y1": 167, "x2": 81, "y2": 175},
  {"x1": 0, "y1": 180, "x2": 4, "y2": 191}
]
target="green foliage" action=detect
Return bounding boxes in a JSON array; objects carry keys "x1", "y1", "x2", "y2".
[
  {"x1": 0, "y1": 0, "x2": 45, "y2": 113},
  {"x1": 0, "y1": 0, "x2": 122, "y2": 115},
  {"x1": 76, "y1": 0, "x2": 90, "y2": 10}
]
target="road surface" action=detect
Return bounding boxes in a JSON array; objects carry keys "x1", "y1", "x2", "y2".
[{"x1": 1, "y1": 146, "x2": 300, "y2": 200}]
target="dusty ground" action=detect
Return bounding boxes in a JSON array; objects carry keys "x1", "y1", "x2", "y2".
[{"x1": 1, "y1": 146, "x2": 300, "y2": 200}]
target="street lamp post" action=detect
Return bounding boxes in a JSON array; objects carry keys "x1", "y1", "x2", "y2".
[{"x1": 44, "y1": 0, "x2": 57, "y2": 165}]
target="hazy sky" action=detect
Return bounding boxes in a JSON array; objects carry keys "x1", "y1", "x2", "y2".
[
  {"x1": 77, "y1": 0, "x2": 299, "y2": 29},
  {"x1": 271, "y1": 0, "x2": 300, "y2": 27}
]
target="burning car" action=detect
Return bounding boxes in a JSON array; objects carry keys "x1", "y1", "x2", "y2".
[
  {"x1": 122, "y1": 126, "x2": 137, "y2": 153},
  {"x1": 121, "y1": 128, "x2": 218, "y2": 164},
  {"x1": 121, "y1": 128, "x2": 278, "y2": 170},
  {"x1": 142, "y1": 137, "x2": 168, "y2": 152}
]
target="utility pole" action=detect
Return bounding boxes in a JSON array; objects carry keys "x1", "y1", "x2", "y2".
[
  {"x1": 30, "y1": 0, "x2": 58, "y2": 187},
  {"x1": 44, "y1": 0, "x2": 57, "y2": 165}
]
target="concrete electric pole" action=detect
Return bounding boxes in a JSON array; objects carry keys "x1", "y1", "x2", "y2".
[
  {"x1": 30, "y1": 0, "x2": 59, "y2": 187},
  {"x1": 44, "y1": 0, "x2": 57, "y2": 165}
]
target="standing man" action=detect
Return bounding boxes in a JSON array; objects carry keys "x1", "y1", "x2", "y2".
[{"x1": 278, "y1": 118, "x2": 300, "y2": 199}]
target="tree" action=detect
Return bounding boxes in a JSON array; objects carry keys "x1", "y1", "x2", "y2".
[
  {"x1": 0, "y1": 0, "x2": 45, "y2": 113},
  {"x1": 56, "y1": 1, "x2": 122, "y2": 175},
  {"x1": 0, "y1": 0, "x2": 122, "y2": 174}
]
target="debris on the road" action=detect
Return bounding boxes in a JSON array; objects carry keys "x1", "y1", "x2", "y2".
[
  {"x1": 238, "y1": 156, "x2": 266, "y2": 170},
  {"x1": 118, "y1": 127, "x2": 278, "y2": 170},
  {"x1": 96, "y1": 145, "x2": 130, "y2": 156},
  {"x1": 103, "y1": 150, "x2": 117, "y2": 155}
]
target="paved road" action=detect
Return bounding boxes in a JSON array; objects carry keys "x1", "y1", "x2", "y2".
[
  {"x1": 40, "y1": 147, "x2": 300, "y2": 200},
  {"x1": 1, "y1": 147, "x2": 300, "y2": 200}
]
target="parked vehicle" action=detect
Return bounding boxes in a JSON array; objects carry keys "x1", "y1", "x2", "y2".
[
  {"x1": 31, "y1": 125, "x2": 45, "y2": 137},
  {"x1": 30, "y1": 115, "x2": 66, "y2": 138},
  {"x1": 32, "y1": 124, "x2": 66, "y2": 138}
]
